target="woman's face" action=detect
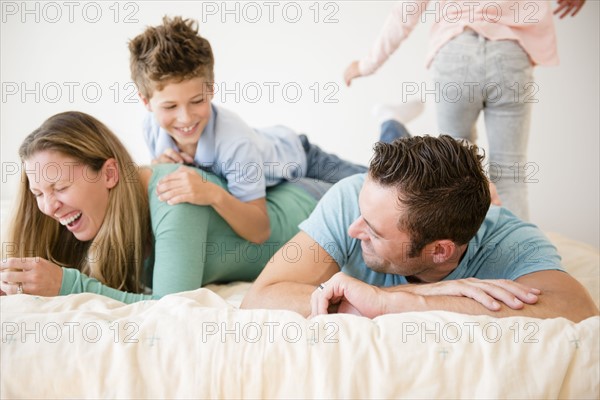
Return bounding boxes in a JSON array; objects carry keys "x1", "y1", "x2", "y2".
[{"x1": 25, "y1": 150, "x2": 118, "y2": 242}]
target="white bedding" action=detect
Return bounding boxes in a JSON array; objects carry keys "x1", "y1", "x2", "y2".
[{"x1": 1, "y1": 232, "x2": 599, "y2": 399}]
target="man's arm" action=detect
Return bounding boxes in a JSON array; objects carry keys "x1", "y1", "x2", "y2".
[
  {"x1": 242, "y1": 232, "x2": 550, "y2": 318},
  {"x1": 397, "y1": 270, "x2": 597, "y2": 322},
  {"x1": 513, "y1": 270, "x2": 598, "y2": 321},
  {"x1": 311, "y1": 270, "x2": 598, "y2": 322},
  {"x1": 241, "y1": 231, "x2": 341, "y2": 315}
]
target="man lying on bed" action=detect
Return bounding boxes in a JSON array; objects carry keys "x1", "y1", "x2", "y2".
[{"x1": 242, "y1": 135, "x2": 599, "y2": 322}]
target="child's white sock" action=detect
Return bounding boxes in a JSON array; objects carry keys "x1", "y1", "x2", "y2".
[{"x1": 372, "y1": 100, "x2": 425, "y2": 125}]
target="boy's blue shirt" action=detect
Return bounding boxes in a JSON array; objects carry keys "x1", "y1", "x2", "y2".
[{"x1": 143, "y1": 103, "x2": 307, "y2": 202}]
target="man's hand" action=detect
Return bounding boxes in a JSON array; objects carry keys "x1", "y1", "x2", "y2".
[
  {"x1": 397, "y1": 277, "x2": 540, "y2": 310},
  {"x1": 152, "y1": 148, "x2": 195, "y2": 165},
  {"x1": 554, "y1": 0, "x2": 585, "y2": 18},
  {"x1": 343, "y1": 61, "x2": 363, "y2": 87},
  {"x1": 156, "y1": 165, "x2": 219, "y2": 206},
  {"x1": 1, "y1": 257, "x2": 63, "y2": 296},
  {"x1": 310, "y1": 273, "x2": 384, "y2": 318},
  {"x1": 309, "y1": 272, "x2": 541, "y2": 318}
]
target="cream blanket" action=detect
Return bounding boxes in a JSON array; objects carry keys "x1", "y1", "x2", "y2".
[{"x1": 1, "y1": 232, "x2": 598, "y2": 399}]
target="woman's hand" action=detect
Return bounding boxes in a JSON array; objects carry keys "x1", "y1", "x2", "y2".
[{"x1": 0, "y1": 257, "x2": 63, "y2": 296}]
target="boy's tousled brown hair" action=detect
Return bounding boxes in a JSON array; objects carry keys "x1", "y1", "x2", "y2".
[
  {"x1": 129, "y1": 16, "x2": 214, "y2": 98},
  {"x1": 369, "y1": 135, "x2": 491, "y2": 257}
]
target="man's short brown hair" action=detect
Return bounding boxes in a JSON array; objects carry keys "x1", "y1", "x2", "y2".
[
  {"x1": 369, "y1": 135, "x2": 491, "y2": 257},
  {"x1": 129, "y1": 16, "x2": 214, "y2": 98}
]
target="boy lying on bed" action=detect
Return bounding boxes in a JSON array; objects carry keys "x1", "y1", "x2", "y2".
[
  {"x1": 130, "y1": 16, "x2": 374, "y2": 245},
  {"x1": 242, "y1": 135, "x2": 599, "y2": 323}
]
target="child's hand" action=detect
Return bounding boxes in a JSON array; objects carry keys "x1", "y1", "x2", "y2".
[
  {"x1": 343, "y1": 60, "x2": 362, "y2": 86},
  {"x1": 554, "y1": 0, "x2": 585, "y2": 18},
  {"x1": 152, "y1": 149, "x2": 195, "y2": 165},
  {"x1": 156, "y1": 166, "x2": 219, "y2": 206}
]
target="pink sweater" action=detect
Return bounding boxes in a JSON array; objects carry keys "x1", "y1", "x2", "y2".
[{"x1": 359, "y1": 0, "x2": 558, "y2": 75}]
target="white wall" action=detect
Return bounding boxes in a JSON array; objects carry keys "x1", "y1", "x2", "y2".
[{"x1": 1, "y1": 1, "x2": 598, "y2": 247}]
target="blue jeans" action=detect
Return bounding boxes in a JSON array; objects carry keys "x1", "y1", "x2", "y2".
[
  {"x1": 295, "y1": 120, "x2": 410, "y2": 200},
  {"x1": 432, "y1": 29, "x2": 533, "y2": 220}
]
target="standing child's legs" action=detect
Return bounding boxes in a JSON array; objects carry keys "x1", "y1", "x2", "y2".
[
  {"x1": 433, "y1": 30, "x2": 483, "y2": 145},
  {"x1": 483, "y1": 39, "x2": 533, "y2": 221},
  {"x1": 432, "y1": 30, "x2": 533, "y2": 220}
]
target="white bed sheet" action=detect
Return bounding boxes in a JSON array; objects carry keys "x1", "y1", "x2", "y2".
[{"x1": 1, "y1": 232, "x2": 598, "y2": 399}]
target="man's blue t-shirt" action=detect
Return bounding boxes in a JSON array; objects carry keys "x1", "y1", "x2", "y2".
[{"x1": 299, "y1": 174, "x2": 563, "y2": 286}]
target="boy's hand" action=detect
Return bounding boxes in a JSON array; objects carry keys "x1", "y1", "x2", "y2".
[
  {"x1": 152, "y1": 149, "x2": 195, "y2": 165},
  {"x1": 157, "y1": 166, "x2": 219, "y2": 206}
]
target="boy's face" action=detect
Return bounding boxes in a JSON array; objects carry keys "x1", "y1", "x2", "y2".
[{"x1": 141, "y1": 76, "x2": 213, "y2": 154}]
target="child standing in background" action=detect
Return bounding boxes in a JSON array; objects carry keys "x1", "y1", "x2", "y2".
[{"x1": 344, "y1": 0, "x2": 585, "y2": 221}]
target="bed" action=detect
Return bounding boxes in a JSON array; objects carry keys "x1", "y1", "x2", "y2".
[{"x1": 1, "y1": 232, "x2": 598, "y2": 399}]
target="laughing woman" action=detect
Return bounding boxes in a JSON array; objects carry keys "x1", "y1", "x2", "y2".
[{"x1": 0, "y1": 111, "x2": 323, "y2": 302}]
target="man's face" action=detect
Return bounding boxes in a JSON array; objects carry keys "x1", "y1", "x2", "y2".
[{"x1": 347, "y1": 176, "x2": 436, "y2": 278}]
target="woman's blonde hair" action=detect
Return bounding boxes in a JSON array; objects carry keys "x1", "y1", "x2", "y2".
[{"x1": 6, "y1": 111, "x2": 150, "y2": 293}]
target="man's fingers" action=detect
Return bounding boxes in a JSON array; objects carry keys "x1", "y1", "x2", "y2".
[
  {"x1": 469, "y1": 286, "x2": 522, "y2": 310},
  {"x1": 489, "y1": 279, "x2": 540, "y2": 304},
  {"x1": 310, "y1": 281, "x2": 343, "y2": 317},
  {"x1": 460, "y1": 279, "x2": 538, "y2": 310}
]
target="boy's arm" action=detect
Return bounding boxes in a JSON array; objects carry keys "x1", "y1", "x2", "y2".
[
  {"x1": 155, "y1": 166, "x2": 271, "y2": 244},
  {"x1": 211, "y1": 193, "x2": 270, "y2": 244}
]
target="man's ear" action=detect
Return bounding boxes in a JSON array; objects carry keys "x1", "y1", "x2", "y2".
[
  {"x1": 103, "y1": 158, "x2": 120, "y2": 189},
  {"x1": 139, "y1": 92, "x2": 152, "y2": 111},
  {"x1": 431, "y1": 240, "x2": 457, "y2": 264}
]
